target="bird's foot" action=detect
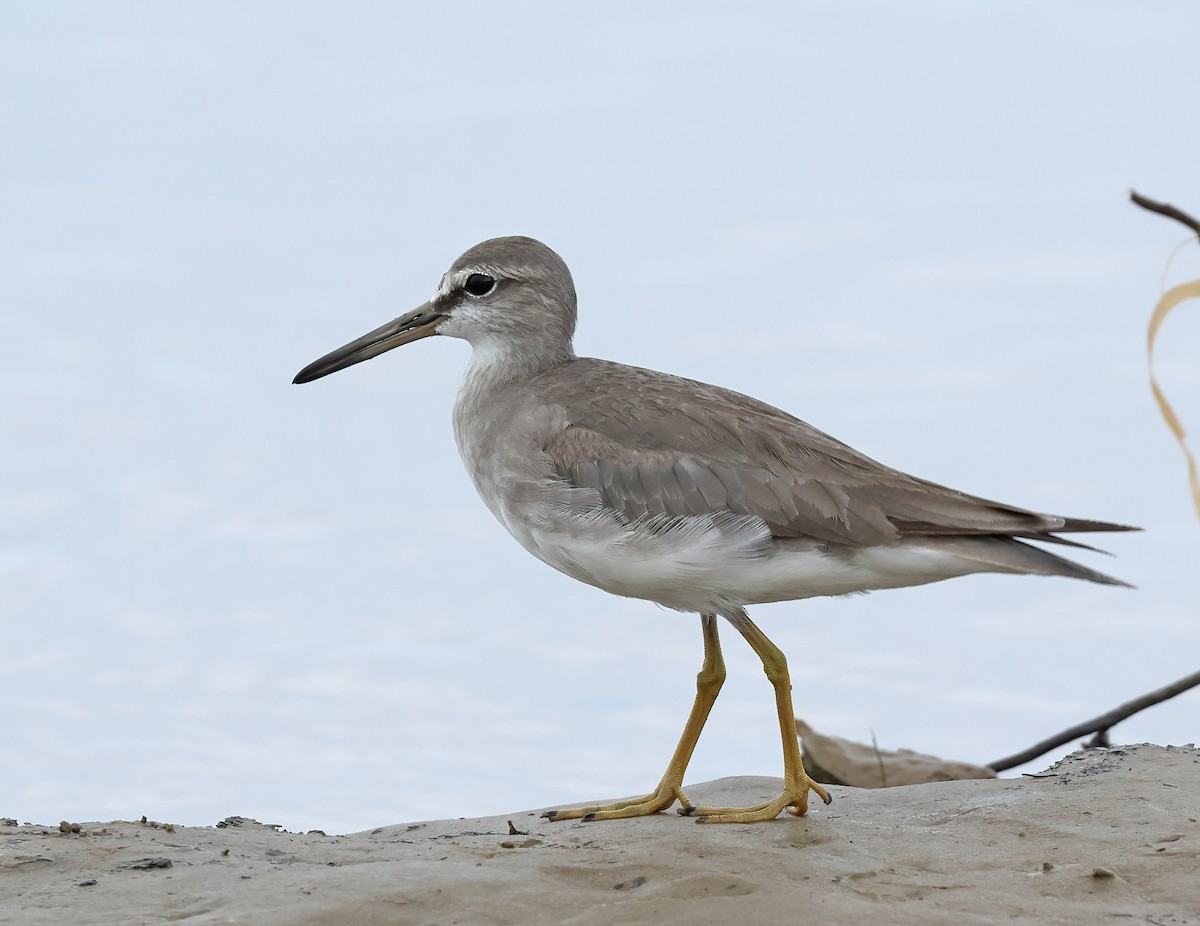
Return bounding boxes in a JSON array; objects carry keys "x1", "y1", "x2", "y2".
[
  {"x1": 679, "y1": 772, "x2": 832, "y2": 823},
  {"x1": 542, "y1": 781, "x2": 689, "y2": 822}
]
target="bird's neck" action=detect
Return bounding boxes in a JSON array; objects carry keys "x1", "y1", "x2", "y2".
[
  {"x1": 452, "y1": 338, "x2": 574, "y2": 481},
  {"x1": 459, "y1": 335, "x2": 575, "y2": 396}
]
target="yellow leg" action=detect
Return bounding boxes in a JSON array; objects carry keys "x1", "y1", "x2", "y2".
[
  {"x1": 686, "y1": 609, "x2": 832, "y2": 823},
  {"x1": 544, "y1": 614, "x2": 726, "y2": 821}
]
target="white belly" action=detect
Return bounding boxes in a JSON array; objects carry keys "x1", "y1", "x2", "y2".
[{"x1": 505, "y1": 504, "x2": 991, "y2": 615}]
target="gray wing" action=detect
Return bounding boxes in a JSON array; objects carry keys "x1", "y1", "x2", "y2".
[{"x1": 538, "y1": 359, "x2": 1132, "y2": 548}]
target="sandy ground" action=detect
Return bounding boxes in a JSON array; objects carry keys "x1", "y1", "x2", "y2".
[{"x1": 2, "y1": 744, "x2": 1197, "y2": 925}]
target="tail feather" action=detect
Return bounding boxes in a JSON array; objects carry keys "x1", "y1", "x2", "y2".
[
  {"x1": 1016, "y1": 533, "x2": 1111, "y2": 555},
  {"x1": 1053, "y1": 517, "x2": 1141, "y2": 534},
  {"x1": 922, "y1": 535, "x2": 1134, "y2": 588}
]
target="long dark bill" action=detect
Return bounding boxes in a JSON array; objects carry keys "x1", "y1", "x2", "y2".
[{"x1": 293, "y1": 302, "x2": 445, "y2": 384}]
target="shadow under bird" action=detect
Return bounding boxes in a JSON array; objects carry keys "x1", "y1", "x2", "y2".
[{"x1": 293, "y1": 236, "x2": 1136, "y2": 823}]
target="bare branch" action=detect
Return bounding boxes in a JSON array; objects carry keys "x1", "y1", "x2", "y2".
[
  {"x1": 988, "y1": 668, "x2": 1200, "y2": 773},
  {"x1": 1130, "y1": 190, "x2": 1200, "y2": 237}
]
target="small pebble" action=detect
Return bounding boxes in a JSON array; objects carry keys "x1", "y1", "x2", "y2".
[
  {"x1": 1092, "y1": 867, "x2": 1115, "y2": 879},
  {"x1": 119, "y1": 857, "x2": 172, "y2": 871}
]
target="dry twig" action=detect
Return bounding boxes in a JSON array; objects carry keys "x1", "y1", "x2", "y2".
[
  {"x1": 1131, "y1": 190, "x2": 1200, "y2": 237},
  {"x1": 987, "y1": 668, "x2": 1200, "y2": 772}
]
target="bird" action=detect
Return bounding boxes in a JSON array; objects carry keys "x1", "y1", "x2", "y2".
[{"x1": 293, "y1": 236, "x2": 1135, "y2": 824}]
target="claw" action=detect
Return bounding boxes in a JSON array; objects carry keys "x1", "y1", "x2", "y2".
[
  {"x1": 543, "y1": 782, "x2": 688, "y2": 822},
  {"x1": 689, "y1": 774, "x2": 832, "y2": 823}
]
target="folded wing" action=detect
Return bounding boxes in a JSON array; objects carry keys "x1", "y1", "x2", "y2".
[{"x1": 539, "y1": 360, "x2": 1135, "y2": 552}]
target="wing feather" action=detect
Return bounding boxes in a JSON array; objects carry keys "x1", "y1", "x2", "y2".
[{"x1": 535, "y1": 359, "x2": 1134, "y2": 547}]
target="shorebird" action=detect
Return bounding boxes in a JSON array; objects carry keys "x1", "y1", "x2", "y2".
[{"x1": 293, "y1": 236, "x2": 1134, "y2": 823}]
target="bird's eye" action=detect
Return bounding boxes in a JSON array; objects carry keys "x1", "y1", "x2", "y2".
[{"x1": 463, "y1": 273, "x2": 496, "y2": 297}]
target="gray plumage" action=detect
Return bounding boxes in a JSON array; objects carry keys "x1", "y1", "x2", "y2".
[
  {"x1": 296, "y1": 235, "x2": 1135, "y2": 609},
  {"x1": 293, "y1": 235, "x2": 1136, "y2": 824}
]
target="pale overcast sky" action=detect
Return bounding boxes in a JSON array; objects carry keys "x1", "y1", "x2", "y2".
[{"x1": 3, "y1": 2, "x2": 1198, "y2": 833}]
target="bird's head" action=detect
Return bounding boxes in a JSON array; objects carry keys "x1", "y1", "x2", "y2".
[{"x1": 293, "y1": 236, "x2": 577, "y2": 385}]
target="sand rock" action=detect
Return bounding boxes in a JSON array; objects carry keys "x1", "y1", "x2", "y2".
[{"x1": 2, "y1": 744, "x2": 1197, "y2": 925}]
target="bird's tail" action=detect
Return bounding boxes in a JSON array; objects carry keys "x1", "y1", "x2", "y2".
[{"x1": 918, "y1": 535, "x2": 1134, "y2": 588}]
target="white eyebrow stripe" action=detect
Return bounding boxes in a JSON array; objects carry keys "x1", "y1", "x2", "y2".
[{"x1": 435, "y1": 270, "x2": 464, "y2": 300}]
